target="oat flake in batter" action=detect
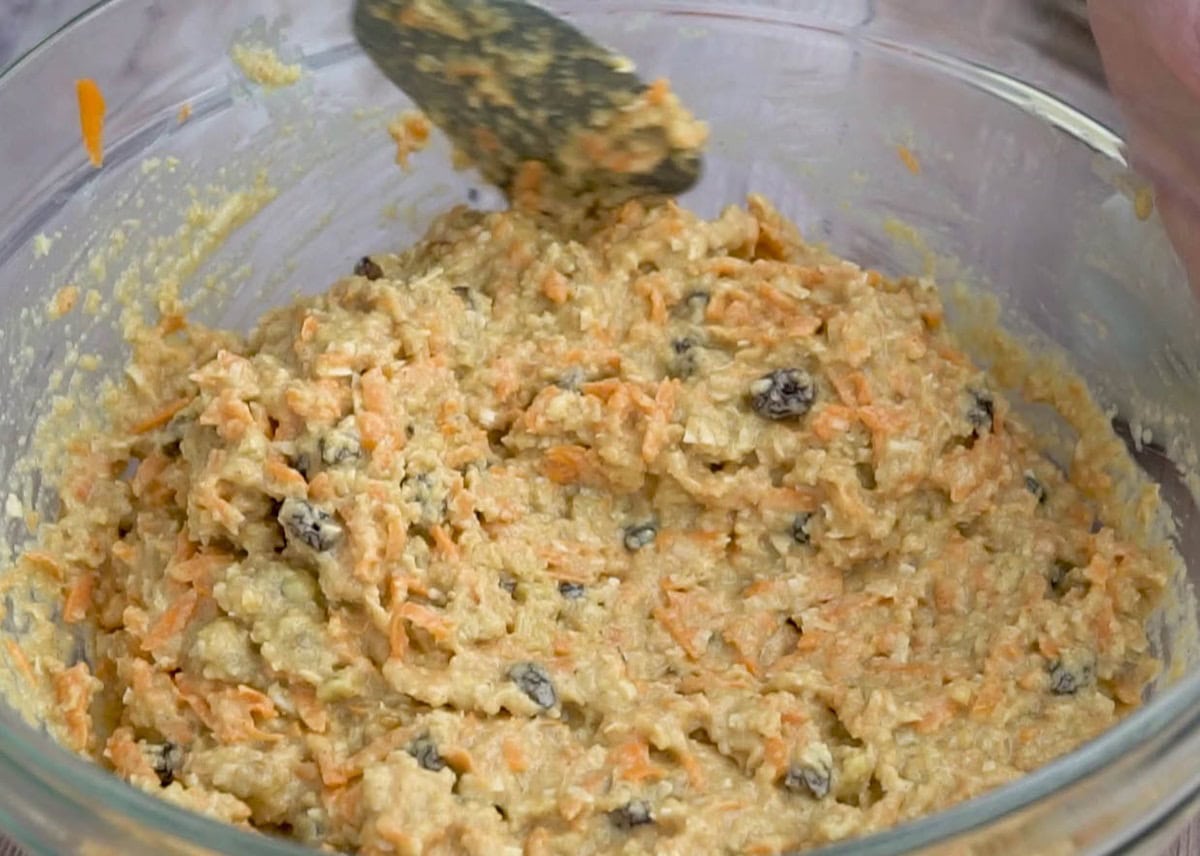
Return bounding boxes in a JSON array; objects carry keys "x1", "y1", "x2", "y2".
[{"x1": 10, "y1": 190, "x2": 1165, "y2": 855}]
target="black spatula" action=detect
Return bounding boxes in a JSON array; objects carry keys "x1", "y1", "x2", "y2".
[{"x1": 353, "y1": 0, "x2": 704, "y2": 197}]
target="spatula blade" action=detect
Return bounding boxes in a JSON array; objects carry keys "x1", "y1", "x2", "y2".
[{"x1": 353, "y1": 0, "x2": 704, "y2": 197}]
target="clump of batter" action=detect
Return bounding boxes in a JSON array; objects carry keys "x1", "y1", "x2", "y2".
[{"x1": 6, "y1": 192, "x2": 1166, "y2": 855}]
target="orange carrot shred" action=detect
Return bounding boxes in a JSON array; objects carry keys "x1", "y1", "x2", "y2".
[
  {"x1": 5, "y1": 639, "x2": 35, "y2": 685},
  {"x1": 76, "y1": 78, "x2": 106, "y2": 168},
  {"x1": 131, "y1": 397, "x2": 191, "y2": 435},
  {"x1": 62, "y1": 572, "x2": 95, "y2": 624},
  {"x1": 897, "y1": 144, "x2": 921, "y2": 176}
]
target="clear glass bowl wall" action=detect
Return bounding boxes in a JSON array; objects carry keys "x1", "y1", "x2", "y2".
[{"x1": 0, "y1": 1, "x2": 1197, "y2": 854}]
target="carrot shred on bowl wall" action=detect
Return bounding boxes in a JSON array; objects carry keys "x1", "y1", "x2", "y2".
[{"x1": 76, "y1": 78, "x2": 106, "y2": 168}]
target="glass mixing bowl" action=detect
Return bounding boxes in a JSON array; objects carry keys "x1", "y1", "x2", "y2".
[{"x1": 0, "y1": 1, "x2": 1198, "y2": 854}]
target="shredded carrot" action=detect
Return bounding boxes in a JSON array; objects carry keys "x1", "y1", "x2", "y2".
[
  {"x1": 130, "y1": 397, "x2": 191, "y2": 435},
  {"x1": 142, "y1": 588, "x2": 200, "y2": 651},
  {"x1": 915, "y1": 696, "x2": 958, "y2": 734},
  {"x1": 677, "y1": 749, "x2": 707, "y2": 790},
  {"x1": 646, "y1": 78, "x2": 670, "y2": 106},
  {"x1": 501, "y1": 735, "x2": 528, "y2": 773},
  {"x1": 129, "y1": 451, "x2": 169, "y2": 500},
  {"x1": 361, "y1": 367, "x2": 391, "y2": 414},
  {"x1": 653, "y1": 602, "x2": 706, "y2": 659},
  {"x1": 177, "y1": 102, "x2": 192, "y2": 123},
  {"x1": 76, "y1": 78, "x2": 106, "y2": 167},
  {"x1": 897, "y1": 144, "x2": 921, "y2": 175},
  {"x1": 703, "y1": 257, "x2": 749, "y2": 277},
  {"x1": 722, "y1": 610, "x2": 777, "y2": 677},
  {"x1": 104, "y1": 726, "x2": 158, "y2": 782},
  {"x1": 165, "y1": 552, "x2": 229, "y2": 596},
  {"x1": 611, "y1": 736, "x2": 666, "y2": 783},
  {"x1": 4, "y1": 639, "x2": 35, "y2": 685},
  {"x1": 53, "y1": 662, "x2": 97, "y2": 751},
  {"x1": 810, "y1": 403, "x2": 857, "y2": 443},
  {"x1": 746, "y1": 843, "x2": 780, "y2": 856},
  {"x1": 299, "y1": 314, "x2": 319, "y2": 342},
  {"x1": 158, "y1": 312, "x2": 186, "y2": 335},
  {"x1": 757, "y1": 485, "x2": 822, "y2": 513},
  {"x1": 322, "y1": 782, "x2": 363, "y2": 827},
  {"x1": 970, "y1": 679, "x2": 1004, "y2": 718},
  {"x1": 356, "y1": 411, "x2": 388, "y2": 451},
  {"x1": 177, "y1": 677, "x2": 281, "y2": 743},
  {"x1": 201, "y1": 391, "x2": 255, "y2": 442},
  {"x1": 524, "y1": 827, "x2": 552, "y2": 856},
  {"x1": 830, "y1": 371, "x2": 873, "y2": 407},
  {"x1": 428, "y1": 524, "x2": 460, "y2": 561},
  {"x1": 440, "y1": 745, "x2": 472, "y2": 771},
  {"x1": 541, "y1": 444, "x2": 606, "y2": 488},
  {"x1": 510, "y1": 160, "x2": 547, "y2": 211},
  {"x1": 397, "y1": 601, "x2": 453, "y2": 642},
  {"x1": 640, "y1": 380, "x2": 678, "y2": 462},
  {"x1": 540, "y1": 268, "x2": 569, "y2": 305},
  {"x1": 48, "y1": 285, "x2": 80, "y2": 319},
  {"x1": 264, "y1": 457, "x2": 307, "y2": 494},
  {"x1": 21, "y1": 549, "x2": 65, "y2": 580},
  {"x1": 384, "y1": 514, "x2": 408, "y2": 561},
  {"x1": 742, "y1": 578, "x2": 782, "y2": 599},
  {"x1": 62, "y1": 572, "x2": 94, "y2": 624},
  {"x1": 552, "y1": 633, "x2": 573, "y2": 657}
]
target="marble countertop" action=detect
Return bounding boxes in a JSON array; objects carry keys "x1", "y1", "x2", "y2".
[{"x1": 0, "y1": 1, "x2": 1195, "y2": 855}]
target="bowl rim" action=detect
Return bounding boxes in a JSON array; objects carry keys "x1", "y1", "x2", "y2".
[{"x1": 0, "y1": 1, "x2": 1197, "y2": 855}]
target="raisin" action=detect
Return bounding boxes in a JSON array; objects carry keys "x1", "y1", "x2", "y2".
[
  {"x1": 609, "y1": 799, "x2": 653, "y2": 830},
  {"x1": 320, "y1": 423, "x2": 362, "y2": 467},
  {"x1": 556, "y1": 367, "x2": 586, "y2": 391},
  {"x1": 407, "y1": 734, "x2": 446, "y2": 772},
  {"x1": 1048, "y1": 659, "x2": 1092, "y2": 695},
  {"x1": 558, "y1": 581, "x2": 585, "y2": 600},
  {"x1": 1025, "y1": 472, "x2": 1047, "y2": 504},
  {"x1": 793, "y1": 513, "x2": 814, "y2": 545},
  {"x1": 750, "y1": 369, "x2": 816, "y2": 420},
  {"x1": 668, "y1": 337, "x2": 699, "y2": 379},
  {"x1": 623, "y1": 522, "x2": 658, "y2": 552},
  {"x1": 784, "y1": 763, "x2": 831, "y2": 799},
  {"x1": 401, "y1": 472, "x2": 447, "y2": 527},
  {"x1": 354, "y1": 256, "x2": 383, "y2": 280},
  {"x1": 966, "y1": 389, "x2": 995, "y2": 434},
  {"x1": 278, "y1": 498, "x2": 343, "y2": 552},
  {"x1": 1048, "y1": 559, "x2": 1073, "y2": 594},
  {"x1": 152, "y1": 742, "x2": 182, "y2": 788},
  {"x1": 509, "y1": 662, "x2": 557, "y2": 709}
]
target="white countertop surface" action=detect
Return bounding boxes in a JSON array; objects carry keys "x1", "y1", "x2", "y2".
[{"x1": 0, "y1": 1, "x2": 1195, "y2": 854}]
